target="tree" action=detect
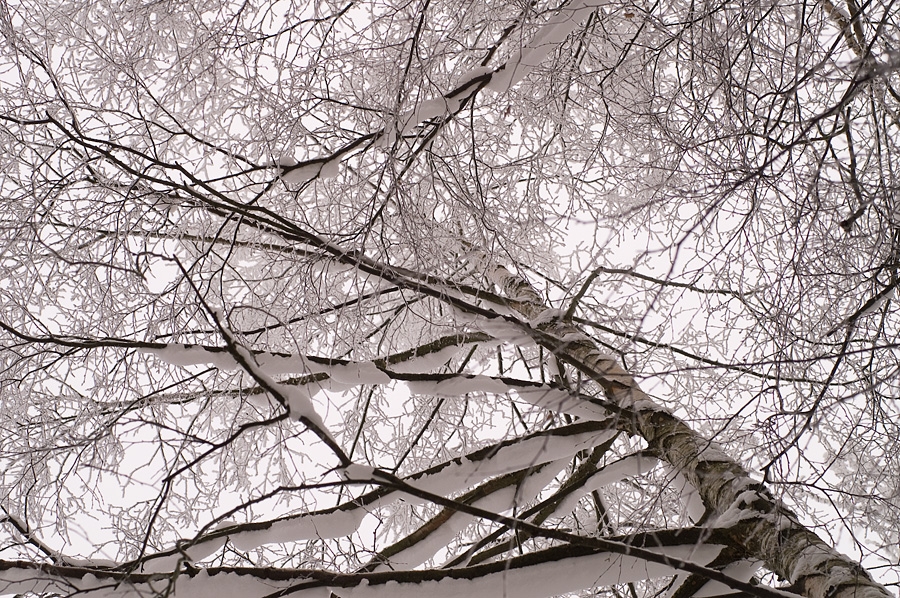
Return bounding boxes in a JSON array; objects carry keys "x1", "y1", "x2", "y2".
[{"x1": 1, "y1": 0, "x2": 898, "y2": 596}]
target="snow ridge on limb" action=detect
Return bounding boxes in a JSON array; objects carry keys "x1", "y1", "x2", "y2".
[
  {"x1": 548, "y1": 452, "x2": 660, "y2": 518},
  {"x1": 207, "y1": 309, "x2": 347, "y2": 464},
  {"x1": 276, "y1": 0, "x2": 607, "y2": 185},
  {"x1": 209, "y1": 420, "x2": 615, "y2": 553},
  {"x1": 477, "y1": 260, "x2": 892, "y2": 598},
  {"x1": 3, "y1": 523, "x2": 803, "y2": 598},
  {"x1": 440, "y1": 438, "x2": 615, "y2": 567},
  {"x1": 381, "y1": 0, "x2": 611, "y2": 142},
  {"x1": 145, "y1": 333, "x2": 492, "y2": 408},
  {"x1": 362, "y1": 459, "x2": 568, "y2": 572},
  {"x1": 330, "y1": 544, "x2": 724, "y2": 598},
  {"x1": 399, "y1": 372, "x2": 610, "y2": 420},
  {"x1": 146, "y1": 332, "x2": 491, "y2": 379},
  {"x1": 138, "y1": 520, "x2": 236, "y2": 573},
  {"x1": 442, "y1": 444, "x2": 658, "y2": 568},
  {"x1": 0, "y1": 538, "x2": 736, "y2": 598},
  {"x1": 486, "y1": 0, "x2": 609, "y2": 93},
  {"x1": 147, "y1": 334, "x2": 614, "y2": 420},
  {"x1": 669, "y1": 558, "x2": 765, "y2": 598}
]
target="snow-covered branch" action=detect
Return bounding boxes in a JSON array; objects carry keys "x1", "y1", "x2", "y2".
[
  {"x1": 132, "y1": 419, "x2": 615, "y2": 567},
  {"x1": 0, "y1": 539, "x2": 729, "y2": 598}
]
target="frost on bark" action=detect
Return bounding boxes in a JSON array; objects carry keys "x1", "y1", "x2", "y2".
[{"x1": 1, "y1": 0, "x2": 899, "y2": 598}]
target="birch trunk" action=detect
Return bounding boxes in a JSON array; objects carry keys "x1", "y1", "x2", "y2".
[{"x1": 486, "y1": 262, "x2": 891, "y2": 598}]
